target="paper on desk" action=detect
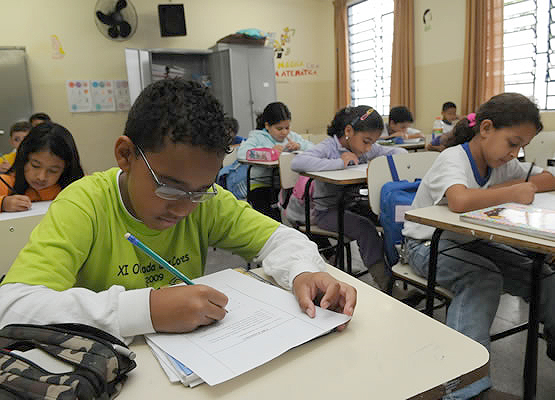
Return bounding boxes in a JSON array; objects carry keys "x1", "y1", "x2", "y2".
[
  {"x1": 146, "y1": 269, "x2": 351, "y2": 386},
  {"x1": 532, "y1": 192, "x2": 555, "y2": 211},
  {"x1": 0, "y1": 201, "x2": 52, "y2": 221},
  {"x1": 346, "y1": 163, "x2": 368, "y2": 171}
]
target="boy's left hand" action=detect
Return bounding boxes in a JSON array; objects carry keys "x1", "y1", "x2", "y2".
[{"x1": 292, "y1": 271, "x2": 357, "y2": 331}]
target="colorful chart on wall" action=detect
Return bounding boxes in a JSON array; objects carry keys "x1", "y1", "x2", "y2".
[
  {"x1": 90, "y1": 80, "x2": 116, "y2": 112},
  {"x1": 66, "y1": 80, "x2": 92, "y2": 112},
  {"x1": 114, "y1": 80, "x2": 132, "y2": 111}
]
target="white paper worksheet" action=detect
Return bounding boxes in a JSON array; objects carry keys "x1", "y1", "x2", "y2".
[{"x1": 146, "y1": 269, "x2": 351, "y2": 385}]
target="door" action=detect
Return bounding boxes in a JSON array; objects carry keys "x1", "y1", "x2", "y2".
[
  {"x1": 125, "y1": 48, "x2": 152, "y2": 106},
  {"x1": 208, "y1": 49, "x2": 233, "y2": 118},
  {"x1": 0, "y1": 47, "x2": 33, "y2": 155},
  {"x1": 246, "y1": 47, "x2": 277, "y2": 125}
]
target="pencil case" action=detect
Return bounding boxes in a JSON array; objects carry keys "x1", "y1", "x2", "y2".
[
  {"x1": 246, "y1": 147, "x2": 280, "y2": 161},
  {"x1": 0, "y1": 323, "x2": 137, "y2": 399}
]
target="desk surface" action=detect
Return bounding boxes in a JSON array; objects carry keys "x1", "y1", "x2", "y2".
[
  {"x1": 238, "y1": 159, "x2": 279, "y2": 167},
  {"x1": 405, "y1": 205, "x2": 555, "y2": 254},
  {"x1": 121, "y1": 266, "x2": 489, "y2": 400},
  {"x1": 301, "y1": 165, "x2": 368, "y2": 185}
]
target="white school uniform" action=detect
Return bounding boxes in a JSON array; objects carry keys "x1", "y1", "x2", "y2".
[{"x1": 402, "y1": 143, "x2": 544, "y2": 240}]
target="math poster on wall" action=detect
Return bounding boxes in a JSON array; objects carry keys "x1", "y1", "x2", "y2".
[
  {"x1": 90, "y1": 80, "x2": 116, "y2": 112},
  {"x1": 66, "y1": 80, "x2": 92, "y2": 112}
]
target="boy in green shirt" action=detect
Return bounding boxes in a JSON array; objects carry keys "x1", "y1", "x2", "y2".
[{"x1": 0, "y1": 79, "x2": 356, "y2": 340}]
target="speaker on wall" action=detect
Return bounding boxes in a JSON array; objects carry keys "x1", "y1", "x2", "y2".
[{"x1": 158, "y1": 4, "x2": 187, "y2": 37}]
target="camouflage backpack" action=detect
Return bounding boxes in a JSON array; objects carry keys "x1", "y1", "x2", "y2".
[{"x1": 0, "y1": 323, "x2": 136, "y2": 399}]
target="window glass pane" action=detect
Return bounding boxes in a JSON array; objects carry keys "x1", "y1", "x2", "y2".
[{"x1": 348, "y1": 0, "x2": 394, "y2": 116}]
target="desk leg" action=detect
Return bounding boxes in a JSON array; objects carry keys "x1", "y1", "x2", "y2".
[
  {"x1": 246, "y1": 165, "x2": 252, "y2": 204},
  {"x1": 337, "y1": 187, "x2": 347, "y2": 273},
  {"x1": 425, "y1": 228, "x2": 443, "y2": 316},
  {"x1": 523, "y1": 252, "x2": 544, "y2": 400}
]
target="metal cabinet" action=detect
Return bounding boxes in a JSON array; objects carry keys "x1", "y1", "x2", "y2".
[
  {"x1": 0, "y1": 47, "x2": 33, "y2": 155},
  {"x1": 124, "y1": 44, "x2": 276, "y2": 137}
]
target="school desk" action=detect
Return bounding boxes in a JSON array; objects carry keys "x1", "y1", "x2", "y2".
[
  {"x1": 301, "y1": 166, "x2": 367, "y2": 274},
  {"x1": 238, "y1": 159, "x2": 280, "y2": 207},
  {"x1": 405, "y1": 205, "x2": 555, "y2": 400},
  {"x1": 0, "y1": 201, "x2": 51, "y2": 278},
  {"x1": 121, "y1": 266, "x2": 489, "y2": 400}
]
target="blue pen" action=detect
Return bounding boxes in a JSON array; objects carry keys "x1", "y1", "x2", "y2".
[{"x1": 124, "y1": 233, "x2": 195, "y2": 285}]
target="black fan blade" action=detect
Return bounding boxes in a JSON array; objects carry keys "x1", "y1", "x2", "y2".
[
  {"x1": 119, "y1": 21, "x2": 132, "y2": 37},
  {"x1": 115, "y1": 0, "x2": 127, "y2": 12},
  {"x1": 96, "y1": 11, "x2": 116, "y2": 26},
  {"x1": 108, "y1": 25, "x2": 120, "y2": 38}
]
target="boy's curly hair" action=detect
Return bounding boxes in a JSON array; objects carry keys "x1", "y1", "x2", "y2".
[{"x1": 124, "y1": 79, "x2": 232, "y2": 155}]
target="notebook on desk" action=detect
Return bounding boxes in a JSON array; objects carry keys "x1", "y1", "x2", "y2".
[{"x1": 460, "y1": 203, "x2": 555, "y2": 241}]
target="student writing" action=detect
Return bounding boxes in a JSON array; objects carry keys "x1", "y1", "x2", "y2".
[
  {"x1": 291, "y1": 106, "x2": 407, "y2": 289},
  {"x1": 237, "y1": 102, "x2": 313, "y2": 219},
  {"x1": 381, "y1": 106, "x2": 423, "y2": 140},
  {"x1": 0, "y1": 122, "x2": 84, "y2": 212},
  {"x1": 0, "y1": 79, "x2": 356, "y2": 342},
  {"x1": 427, "y1": 101, "x2": 458, "y2": 152},
  {"x1": 402, "y1": 93, "x2": 555, "y2": 400}
]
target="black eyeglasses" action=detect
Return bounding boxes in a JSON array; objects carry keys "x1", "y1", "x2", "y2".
[{"x1": 136, "y1": 145, "x2": 217, "y2": 202}]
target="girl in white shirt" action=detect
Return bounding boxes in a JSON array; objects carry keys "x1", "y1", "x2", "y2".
[{"x1": 402, "y1": 93, "x2": 555, "y2": 400}]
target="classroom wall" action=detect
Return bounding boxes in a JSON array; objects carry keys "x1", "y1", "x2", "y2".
[
  {"x1": 413, "y1": 0, "x2": 555, "y2": 133},
  {"x1": 0, "y1": 0, "x2": 334, "y2": 173},
  {"x1": 413, "y1": 0, "x2": 466, "y2": 134}
]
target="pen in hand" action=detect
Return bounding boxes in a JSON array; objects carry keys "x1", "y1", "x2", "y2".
[
  {"x1": 124, "y1": 233, "x2": 228, "y2": 313},
  {"x1": 525, "y1": 161, "x2": 535, "y2": 182},
  {"x1": 124, "y1": 232, "x2": 195, "y2": 285}
]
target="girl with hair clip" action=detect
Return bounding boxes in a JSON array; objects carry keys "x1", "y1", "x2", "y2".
[
  {"x1": 0, "y1": 122, "x2": 84, "y2": 212},
  {"x1": 291, "y1": 106, "x2": 407, "y2": 289},
  {"x1": 402, "y1": 93, "x2": 555, "y2": 399},
  {"x1": 237, "y1": 102, "x2": 313, "y2": 219}
]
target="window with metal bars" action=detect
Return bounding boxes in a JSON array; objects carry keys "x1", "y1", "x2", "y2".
[
  {"x1": 504, "y1": 0, "x2": 555, "y2": 109},
  {"x1": 347, "y1": 0, "x2": 394, "y2": 116}
]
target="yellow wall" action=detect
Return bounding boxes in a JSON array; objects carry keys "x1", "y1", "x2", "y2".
[
  {"x1": 0, "y1": 0, "x2": 334, "y2": 173},
  {"x1": 413, "y1": 0, "x2": 466, "y2": 134}
]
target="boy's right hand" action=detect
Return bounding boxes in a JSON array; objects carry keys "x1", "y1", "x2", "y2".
[
  {"x1": 512, "y1": 182, "x2": 537, "y2": 204},
  {"x1": 149, "y1": 284, "x2": 229, "y2": 333},
  {"x1": 341, "y1": 152, "x2": 359, "y2": 167},
  {"x1": 2, "y1": 195, "x2": 32, "y2": 212}
]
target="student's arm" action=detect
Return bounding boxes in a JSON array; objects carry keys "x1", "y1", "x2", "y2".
[
  {"x1": 290, "y1": 143, "x2": 344, "y2": 172},
  {"x1": 0, "y1": 175, "x2": 31, "y2": 212},
  {"x1": 205, "y1": 190, "x2": 356, "y2": 323},
  {"x1": 256, "y1": 225, "x2": 356, "y2": 324},
  {"x1": 288, "y1": 131, "x2": 314, "y2": 151},
  {"x1": 445, "y1": 183, "x2": 538, "y2": 213}
]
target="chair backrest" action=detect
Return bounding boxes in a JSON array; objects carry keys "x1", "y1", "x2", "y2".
[
  {"x1": 222, "y1": 146, "x2": 238, "y2": 167},
  {"x1": 525, "y1": 131, "x2": 555, "y2": 168},
  {"x1": 278, "y1": 152, "x2": 299, "y2": 189},
  {"x1": 367, "y1": 151, "x2": 439, "y2": 215}
]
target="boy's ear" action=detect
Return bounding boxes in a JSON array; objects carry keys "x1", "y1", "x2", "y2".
[{"x1": 114, "y1": 136, "x2": 135, "y2": 172}]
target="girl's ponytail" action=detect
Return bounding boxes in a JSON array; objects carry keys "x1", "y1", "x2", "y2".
[{"x1": 444, "y1": 113, "x2": 477, "y2": 148}]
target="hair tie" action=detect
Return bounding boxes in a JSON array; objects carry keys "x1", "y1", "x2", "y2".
[
  {"x1": 349, "y1": 107, "x2": 375, "y2": 127},
  {"x1": 467, "y1": 112, "x2": 476, "y2": 128}
]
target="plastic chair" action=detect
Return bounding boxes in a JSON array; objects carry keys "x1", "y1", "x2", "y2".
[
  {"x1": 367, "y1": 151, "x2": 454, "y2": 306},
  {"x1": 524, "y1": 131, "x2": 555, "y2": 168},
  {"x1": 278, "y1": 152, "x2": 354, "y2": 272}
]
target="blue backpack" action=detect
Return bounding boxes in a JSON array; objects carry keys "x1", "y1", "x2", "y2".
[
  {"x1": 379, "y1": 155, "x2": 420, "y2": 267},
  {"x1": 216, "y1": 160, "x2": 248, "y2": 200}
]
